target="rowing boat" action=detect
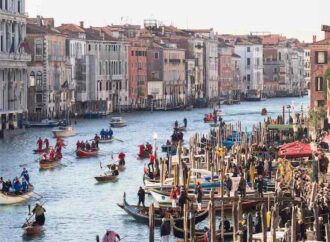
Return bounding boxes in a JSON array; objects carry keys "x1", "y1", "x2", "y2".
[
  {"x1": 52, "y1": 126, "x2": 76, "y2": 138},
  {"x1": 0, "y1": 185, "x2": 35, "y2": 205},
  {"x1": 98, "y1": 138, "x2": 114, "y2": 144},
  {"x1": 76, "y1": 148, "x2": 99, "y2": 158},
  {"x1": 23, "y1": 223, "x2": 43, "y2": 236},
  {"x1": 117, "y1": 193, "x2": 208, "y2": 226},
  {"x1": 39, "y1": 156, "x2": 62, "y2": 170},
  {"x1": 94, "y1": 174, "x2": 118, "y2": 182}
]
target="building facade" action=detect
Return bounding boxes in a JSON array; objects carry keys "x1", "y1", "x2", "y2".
[
  {"x1": 0, "y1": 0, "x2": 30, "y2": 137},
  {"x1": 204, "y1": 40, "x2": 219, "y2": 100},
  {"x1": 26, "y1": 20, "x2": 72, "y2": 119},
  {"x1": 128, "y1": 44, "x2": 147, "y2": 106},
  {"x1": 235, "y1": 39, "x2": 263, "y2": 98}
]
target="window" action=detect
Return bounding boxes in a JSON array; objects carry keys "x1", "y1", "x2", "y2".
[
  {"x1": 18, "y1": 0, "x2": 21, "y2": 13},
  {"x1": 247, "y1": 58, "x2": 251, "y2": 66},
  {"x1": 247, "y1": 47, "x2": 250, "y2": 52},
  {"x1": 315, "y1": 51, "x2": 327, "y2": 64},
  {"x1": 131, "y1": 51, "x2": 134, "y2": 56},
  {"x1": 315, "y1": 77, "x2": 324, "y2": 91},
  {"x1": 29, "y1": 72, "x2": 36, "y2": 87},
  {"x1": 154, "y1": 52, "x2": 159, "y2": 59},
  {"x1": 247, "y1": 74, "x2": 251, "y2": 82},
  {"x1": 36, "y1": 71, "x2": 42, "y2": 86},
  {"x1": 88, "y1": 45, "x2": 91, "y2": 51},
  {"x1": 36, "y1": 94, "x2": 42, "y2": 103},
  {"x1": 279, "y1": 52, "x2": 282, "y2": 61},
  {"x1": 99, "y1": 81, "x2": 102, "y2": 91},
  {"x1": 35, "y1": 40, "x2": 43, "y2": 56}
]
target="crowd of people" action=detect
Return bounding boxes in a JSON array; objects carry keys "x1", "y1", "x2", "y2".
[
  {"x1": 76, "y1": 139, "x2": 99, "y2": 151},
  {"x1": 100, "y1": 128, "x2": 113, "y2": 140},
  {"x1": 0, "y1": 168, "x2": 31, "y2": 195}
]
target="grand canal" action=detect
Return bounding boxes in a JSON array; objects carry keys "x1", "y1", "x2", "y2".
[{"x1": 0, "y1": 96, "x2": 308, "y2": 242}]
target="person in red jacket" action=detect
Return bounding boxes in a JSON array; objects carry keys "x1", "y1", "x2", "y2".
[
  {"x1": 148, "y1": 153, "x2": 155, "y2": 172},
  {"x1": 37, "y1": 137, "x2": 43, "y2": 150},
  {"x1": 44, "y1": 138, "x2": 49, "y2": 149},
  {"x1": 146, "y1": 142, "x2": 153, "y2": 154},
  {"x1": 139, "y1": 144, "x2": 145, "y2": 157},
  {"x1": 49, "y1": 148, "x2": 55, "y2": 160}
]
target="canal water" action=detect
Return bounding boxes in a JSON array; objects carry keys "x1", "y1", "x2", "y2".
[{"x1": 0, "y1": 97, "x2": 308, "y2": 242}]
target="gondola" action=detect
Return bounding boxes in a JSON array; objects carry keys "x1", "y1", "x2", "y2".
[
  {"x1": 94, "y1": 173, "x2": 118, "y2": 182},
  {"x1": 33, "y1": 148, "x2": 48, "y2": 154},
  {"x1": 76, "y1": 148, "x2": 99, "y2": 158},
  {"x1": 23, "y1": 223, "x2": 43, "y2": 236},
  {"x1": 0, "y1": 185, "x2": 35, "y2": 205},
  {"x1": 173, "y1": 222, "x2": 233, "y2": 240},
  {"x1": 117, "y1": 193, "x2": 208, "y2": 227},
  {"x1": 39, "y1": 155, "x2": 62, "y2": 170}
]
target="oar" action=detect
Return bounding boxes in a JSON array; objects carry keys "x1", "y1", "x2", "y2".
[
  {"x1": 32, "y1": 191, "x2": 43, "y2": 199},
  {"x1": 113, "y1": 138, "x2": 124, "y2": 143},
  {"x1": 118, "y1": 235, "x2": 128, "y2": 241}
]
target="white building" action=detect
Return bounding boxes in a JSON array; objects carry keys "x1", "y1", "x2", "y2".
[
  {"x1": 235, "y1": 38, "x2": 263, "y2": 99},
  {"x1": 0, "y1": 0, "x2": 31, "y2": 138},
  {"x1": 304, "y1": 48, "x2": 311, "y2": 92},
  {"x1": 0, "y1": 0, "x2": 30, "y2": 112},
  {"x1": 204, "y1": 39, "x2": 219, "y2": 100}
]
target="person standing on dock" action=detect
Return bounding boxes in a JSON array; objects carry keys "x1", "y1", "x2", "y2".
[
  {"x1": 160, "y1": 218, "x2": 171, "y2": 242},
  {"x1": 137, "y1": 187, "x2": 145, "y2": 208},
  {"x1": 224, "y1": 174, "x2": 232, "y2": 197},
  {"x1": 238, "y1": 175, "x2": 246, "y2": 198}
]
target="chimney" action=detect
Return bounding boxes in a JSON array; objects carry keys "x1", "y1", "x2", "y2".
[
  {"x1": 313, "y1": 35, "x2": 317, "y2": 43},
  {"x1": 80, "y1": 21, "x2": 84, "y2": 29}
]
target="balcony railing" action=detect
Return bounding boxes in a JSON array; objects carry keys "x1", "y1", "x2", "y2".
[{"x1": 0, "y1": 52, "x2": 31, "y2": 62}]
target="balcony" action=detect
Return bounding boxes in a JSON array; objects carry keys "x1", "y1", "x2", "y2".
[
  {"x1": 0, "y1": 52, "x2": 31, "y2": 62},
  {"x1": 48, "y1": 55, "x2": 67, "y2": 62},
  {"x1": 112, "y1": 74, "x2": 123, "y2": 81}
]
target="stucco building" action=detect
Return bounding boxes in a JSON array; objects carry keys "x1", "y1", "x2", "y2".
[{"x1": 0, "y1": 0, "x2": 30, "y2": 137}]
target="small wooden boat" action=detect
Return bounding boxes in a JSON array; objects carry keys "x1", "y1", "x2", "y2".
[
  {"x1": 76, "y1": 148, "x2": 99, "y2": 158},
  {"x1": 98, "y1": 138, "x2": 114, "y2": 144},
  {"x1": 23, "y1": 223, "x2": 43, "y2": 236},
  {"x1": 95, "y1": 170, "x2": 119, "y2": 182},
  {"x1": 39, "y1": 156, "x2": 62, "y2": 170},
  {"x1": 261, "y1": 108, "x2": 268, "y2": 116},
  {"x1": 173, "y1": 223, "x2": 233, "y2": 240},
  {"x1": 110, "y1": 117, "x2": 127, "y2": 128},
  {"x1": 0, "y1": 185, "x2": 34, "y2": 205},
  {"x1": 117, "y1": 193, "x2": 208, "y2": 227},
  {"x1": 52, "y1": 126, "x2": 75, "y2": 138},
  {"x1": 33, "y1": 148, "x2": 48, "y2": 154}
]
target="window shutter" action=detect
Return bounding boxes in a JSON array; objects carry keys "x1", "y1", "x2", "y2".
[
  {"x1": 325, "y1": 52, "x2": 328, "y2": 64},
  {"x1": 321, "y1": 77, "x2": 324, "y2": 91},
  {"x1": 315, "y1": 52, "x2": 319, "y2": 64},
  {"x1": 315, "y1": 77, "x2": 319, "y2": 91}
]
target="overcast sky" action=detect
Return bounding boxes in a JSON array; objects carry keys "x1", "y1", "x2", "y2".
[{"x1": 27, "y1": 0, "x2": 327, "y2": 42}]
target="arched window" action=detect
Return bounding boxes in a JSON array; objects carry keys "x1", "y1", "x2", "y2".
[
  {"x1": 29, "y1": 71, "x2": 35, "y2": 87},
  {"x1": 36, "y1": 71, "x2": 42, "y2": 86}
]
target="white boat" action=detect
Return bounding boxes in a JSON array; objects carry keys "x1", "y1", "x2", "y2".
[
  {"x1": 98, "y1": 138, "x2": 114, "y2": 144},
  {"x1": 52, "y1": 126, "x2": 75, "y2": 138},
  {"x1": 0, "y1": 186, "x2": 35, "y2": 205},
  {"x1": 110, "y1": 117, "x2": 127, "y2": 128}
]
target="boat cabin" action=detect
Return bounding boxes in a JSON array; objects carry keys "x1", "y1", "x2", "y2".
[{"x1": 0, "y1": 110, "x2": 25, "y2": 139}]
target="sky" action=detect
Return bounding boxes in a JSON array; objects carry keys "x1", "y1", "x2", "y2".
[{"x1": 27, "y1": 0, "x2": 328, "y2": 43}]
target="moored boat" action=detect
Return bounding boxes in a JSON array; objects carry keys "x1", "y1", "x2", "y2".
[
  {"x1": 26, "y1": 119, "x2": 59, "y2": 128},
  {"x1": 110, "y1": 117, "x2": 127, "y2": 128},
  {"x1": 76, "y1": 148, "x2": 99, "y2": 158},
  {"x1": 0, "y1": 185, "x2": 35, "y2": 205},
  {"x1": 173, "y1": 222, "x2": 233, "y2": 240},
  {"x1": 52, "y1": 126, "x2": 75, "y2": 138},
  {"x1": 117, "y1": 193, "x2": 208, "y2": 226}
]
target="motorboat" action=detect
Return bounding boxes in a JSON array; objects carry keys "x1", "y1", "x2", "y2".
[
  {"x1": 110, "y1": 117, "x2": 127, "y2": 128},
  {"x1": 52, "y1": 126, "x2": 75, "y2": 138},
  {"x1": 25, "y1": 119, "x2": 59, "y2": 128}
]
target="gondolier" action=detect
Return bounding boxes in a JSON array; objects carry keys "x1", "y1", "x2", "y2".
[
  {"x1": 137, "y1": 187, "x2": 145, "y2": 208},
  {"x1": 102, "y1": 229, "x2": 120, "y2": 242},
  {"x1": 32, "y1": 202, "x2": 46, "y2": 226}
]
